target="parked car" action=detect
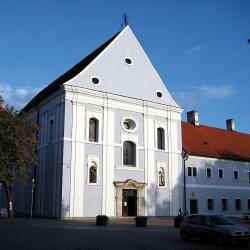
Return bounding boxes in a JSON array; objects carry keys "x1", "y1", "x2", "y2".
[{"x1": 180, "y1": 214, "x2": 250, "y2": 246}]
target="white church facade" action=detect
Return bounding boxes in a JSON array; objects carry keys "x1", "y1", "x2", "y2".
[
  {"x1": 14, "y1": 26, "x2": 183, "y2": 218},
  {"x1": 10, "y1": 26, "x2": 250, "y2": 219}
]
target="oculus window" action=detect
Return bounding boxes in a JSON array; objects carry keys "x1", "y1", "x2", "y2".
[{"x1": 121, "y1": 117, "x2": 137, "y2": 132}]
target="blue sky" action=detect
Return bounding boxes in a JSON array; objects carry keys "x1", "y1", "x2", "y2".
[{"x1": 0, "y1": 0, "x2": 250, "y2": 133}]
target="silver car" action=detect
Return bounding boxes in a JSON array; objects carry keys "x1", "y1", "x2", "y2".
[{"x1": 180, "y1": 214, "x2": 250, "y2": 246}]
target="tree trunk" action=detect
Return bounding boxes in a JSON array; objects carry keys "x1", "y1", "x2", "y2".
[{"x1": 3, "y1": 184, "x2": 14, "y2": 219}]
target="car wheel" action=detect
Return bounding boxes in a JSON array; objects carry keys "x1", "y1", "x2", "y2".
[
  {"x1": 180, "y1": 230, "x2": 190, "y2": 242},
  {"x1": 216, "y1": 235, "x2": 224, "y2": 246}
]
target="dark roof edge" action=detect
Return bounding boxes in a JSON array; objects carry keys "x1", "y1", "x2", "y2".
[{"x1": 22, "y1": 31, "x2": 120, "y2": 112}]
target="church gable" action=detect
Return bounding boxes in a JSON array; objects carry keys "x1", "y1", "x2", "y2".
[{"x1": 66, "y1": 26, "x2": 178, "y2": 107}]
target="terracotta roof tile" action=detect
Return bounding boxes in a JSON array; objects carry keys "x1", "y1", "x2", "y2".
[{"x1": 182, "y1": 121, "x2": 250, "y2": 162}]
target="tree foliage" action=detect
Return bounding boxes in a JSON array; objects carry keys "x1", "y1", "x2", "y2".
[{"x1": 0, "y1": 106, "x2": 39, "y2": 218}]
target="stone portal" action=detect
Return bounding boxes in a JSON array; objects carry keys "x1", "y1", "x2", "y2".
[{"x1": 114, "y1": 179, "x2": 146, "y2": 217}]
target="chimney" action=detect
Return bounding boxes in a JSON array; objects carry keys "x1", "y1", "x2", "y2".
[
  {"x1": 226, "y1": 119, "x2": 235, "y2": 131},
  {"x1": 187, "y1": 110, "x2": 199, "y2": 126},
  {"x1": 0, "y1": 95, "x2": 4, "y2": 110}
]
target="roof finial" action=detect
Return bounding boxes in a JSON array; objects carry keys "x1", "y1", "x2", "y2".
[{"x1": 120, "y1": 12, "x2": 129, "y2": 30}]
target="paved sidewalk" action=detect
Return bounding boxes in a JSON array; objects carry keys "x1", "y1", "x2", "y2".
[{"x1": 0, "y1": 216, "x2": 175, "y2": 230}]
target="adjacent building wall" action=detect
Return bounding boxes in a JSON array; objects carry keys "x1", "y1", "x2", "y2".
[{"x1": 186, "y1": 155, "x2": 250, "y2": 216}]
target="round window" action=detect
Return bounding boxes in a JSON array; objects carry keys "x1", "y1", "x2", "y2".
[
  {"x1": 92, "y1": 77, "x2": 100, "y2": 85},
  {"x1": 121, "y1": 117, "x2": 137, "y2": 132},
  {"x1": 125, "y1": 58, "x2": 132, "y2": 65},
  {"x1": 157, "y1": 91, "x2": 163, "y2": 98}
]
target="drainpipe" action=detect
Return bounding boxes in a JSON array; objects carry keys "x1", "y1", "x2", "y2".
[{"x1": 181, "y1": 150, "x2": 189, "y2": 215}]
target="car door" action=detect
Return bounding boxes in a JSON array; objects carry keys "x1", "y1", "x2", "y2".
[
  {"x1": 198, "y1": 216, "x2": 216, "y2": 240},
  {"x1": 185, "y1": 215, "x2": 199, "y2": 237}
]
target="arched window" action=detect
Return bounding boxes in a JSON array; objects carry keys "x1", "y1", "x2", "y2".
[
  {"x1": 157, "y1": 127, "x2": 165, "y2": 150},
  {"x1": 89, "y1": 162, "x2": 97, "y2": 183},
  {"x1": 89, "y1": 118, "x2": 99, "y2": 142},
  {"x1": 123, "y1": 141, "x2": 136, "y2": 166},
  {"x1": 159, "y1": 167, "x2": 165, "y2": 186}
]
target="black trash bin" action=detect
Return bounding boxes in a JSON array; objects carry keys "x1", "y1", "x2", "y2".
[
  {"x1": 96, "y1": 215, "x2": 109, "y2": 226},
  {"x1": 135, "y1": 216, "x2": 148, "y2": 227},
  {"x1": 174, "y1": 215, "x2": 183, "y2": 228}
]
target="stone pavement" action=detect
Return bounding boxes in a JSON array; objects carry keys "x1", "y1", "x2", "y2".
[{"x1": 0, "y1": 216, "x2": 175, "y2": 229}]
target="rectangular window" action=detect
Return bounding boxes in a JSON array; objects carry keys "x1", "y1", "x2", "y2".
[
  {"x1": 48, "y1": 120, "x2": 54, "y2": 144},
  {"x1": 234, "y1": 170, "x2": 239, "y2": 180},
  {"x1": 235, "y1": 199, "x2": 241, "y2": 210},
  {"x1": 193, "y1": 167, "x2": 197, "y2": 177},
  {"x1": 244, "y1": 171, "x2": 250, "y2": 181},
  {"x1": 222, "y1": 199, "x2": 228, "y2": 211},
  {"x1": 206, "y1": 168, "x2": 212, "y2": 178},
  {"x1": 207, "y1": 199, "x2": 214, "y2": 210},
  {"x1": 248, "y1": 199, "x2": 250, "y2": 210},
  {"x1": 187, "y1": 167, "x2": 197, "y2": 177},
  {"x1": 218, "y1": 169, "x2": 224, "y2": 179}
]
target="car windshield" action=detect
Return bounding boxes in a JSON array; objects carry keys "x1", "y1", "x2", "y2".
[{"x1": 209, "y1": 215, "x2": 235, "y2": 225}]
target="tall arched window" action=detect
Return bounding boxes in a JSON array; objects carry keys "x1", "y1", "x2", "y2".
[
  {"x1": 159, "y1": 167, "x2": 165, "y2": 187},
  {"x1": 157, "y1": 127, "x2": 165, "y2": 150},
  {"x1": 89, "y1": 162, "x2": 97, "y2": 183},
  {"x1": 89, "y1": 118, "x2": 99, "y2": 142},
  {"x1": 123, "y1": 141, "x2": 136, "y2": 166}
]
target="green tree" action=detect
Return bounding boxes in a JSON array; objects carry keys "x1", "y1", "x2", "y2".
[{"x1": 0, "y1": 104, "x2": 39, "y2": 218}]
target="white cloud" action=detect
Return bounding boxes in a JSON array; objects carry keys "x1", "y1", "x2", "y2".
[
  {"x1": 15, "y1": 88, "x2": 29, "y2": 98},
  {"x1": 0, "y1": 82, "x2": 42, "y2": 110},
  {"x1": 172, "y1": 84, "x2": 235, "y2": 108},
  {"x1": 187, "y1": 44, "x2": 207, "y2": 55},
  {"x1": 195, "y1": 84, "x2": 234, "y2": 98}
]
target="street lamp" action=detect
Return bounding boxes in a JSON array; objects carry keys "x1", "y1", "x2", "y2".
[{"x1": 181, "y1": 150, "x2": 189, "y2": 215}]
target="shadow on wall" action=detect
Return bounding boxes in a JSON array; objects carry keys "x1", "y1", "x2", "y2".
[{"x1": 59, "y1": 173, "x2": 184, "y2": 218}]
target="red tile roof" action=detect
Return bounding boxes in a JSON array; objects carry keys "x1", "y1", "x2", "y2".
[{"x1": 182, "y1": 121, "x2": 250, "y2": 162}]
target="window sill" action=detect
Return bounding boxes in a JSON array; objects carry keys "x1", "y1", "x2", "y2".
[
  {"x1": 87, "y1": 183, "x2": 99, "y2": 186},
  {"x1": 154, "y1": 148, "x2": 168, "y2": 153},
  {"x1": 116, "y1": 166, "x2": 143, "y2": 171},
  {"x1": 86, "y1": 141, "x2": 102, "y2": 145}
]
